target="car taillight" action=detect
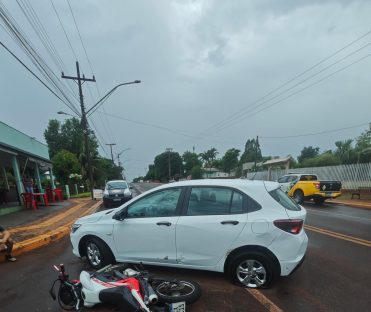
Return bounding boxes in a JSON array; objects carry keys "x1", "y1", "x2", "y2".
[
  {"x1": 273, "y1": 219, "x2": 303, "y2": 235},
  {"x1": 313, "y1": 182, "x2": 320, "y2": 189}
]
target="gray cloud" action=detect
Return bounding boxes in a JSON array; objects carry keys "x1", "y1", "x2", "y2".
[{"x1": 1, "y1": 0, "x2": 371, "y2": 180}]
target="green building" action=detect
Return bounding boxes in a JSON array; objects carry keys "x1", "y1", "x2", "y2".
[{"x1": 0, "y1": 121, "x2": 54, "y2": 215}]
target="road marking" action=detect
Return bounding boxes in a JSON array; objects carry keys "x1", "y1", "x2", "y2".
[
  {"x1": 305, "y1": 224, "x2": 371, "y2": 247},
  {"x1": 246, "y1": 289, "x2": 283, "y2": 312}
]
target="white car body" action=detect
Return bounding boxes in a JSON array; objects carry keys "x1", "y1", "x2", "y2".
[{"x1": 71, "y1": 179, "x2": 308, "y2": 287}]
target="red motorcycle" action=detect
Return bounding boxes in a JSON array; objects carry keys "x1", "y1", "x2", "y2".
[{"x1": 49, "y1": 263, "x2": 201, "y2": 311}]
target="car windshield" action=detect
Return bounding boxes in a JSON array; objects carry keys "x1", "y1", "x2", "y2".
[
  {"x1": 269, "y1": 188, "x2": 301, "y2": 211},
  {"x1": 107, "y1": 182, "x2": 127, "y2": 190}
]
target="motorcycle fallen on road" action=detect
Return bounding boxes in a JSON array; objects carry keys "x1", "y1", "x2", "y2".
[{"x1": 49, "y1": 263, "x2": 201, "y2": 311}]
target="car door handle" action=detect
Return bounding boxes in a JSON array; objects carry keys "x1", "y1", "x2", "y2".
[
  {"x1": 156, "y1": 221, "x2": 172, "y2": 226},
  {"x1": 221, "y1": 220, "x2": 239, "y2": 225}
]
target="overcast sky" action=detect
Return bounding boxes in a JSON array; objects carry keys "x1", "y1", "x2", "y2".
[{"x1": 1, "y1": 0, "x2": 371, "y2": 181}]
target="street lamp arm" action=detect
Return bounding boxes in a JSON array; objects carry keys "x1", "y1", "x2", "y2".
[{"x1": 86, "y1": 80, "x2": 141, "y2": 116}]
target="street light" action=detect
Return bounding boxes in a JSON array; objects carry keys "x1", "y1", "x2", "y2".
[
  {"x1": 86, "y1": 80, "x2": 141, "y2": 117},
  {"x1": 57, "y1": 80, "x2": 141, "y2": 198},
  {"x1": 57, "y1": 111, "x2": 78, "y2": 117}
]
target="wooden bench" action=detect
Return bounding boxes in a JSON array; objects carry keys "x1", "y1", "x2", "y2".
[{"x1": 351, "y1": 187, "x2": 371, "y2": 199}]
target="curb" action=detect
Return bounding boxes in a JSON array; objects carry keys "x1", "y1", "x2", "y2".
[
  {"x1": 327, "y1": 200, "x2": 371, "y2": 210},
  {"x1": 1, "y1": 200, "x2": 102, "y2": 263}
]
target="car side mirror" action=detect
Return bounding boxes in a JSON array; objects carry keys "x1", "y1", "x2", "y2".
[
  {"x1": 112, "y1": 207, "x2": 127, "y2": 221},
  {"x1": 129, "y1": 186, "x2": 133, "y2": 189}
]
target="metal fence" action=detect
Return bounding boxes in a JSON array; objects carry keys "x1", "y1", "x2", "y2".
[{"x1": 245, "y1": 162, "x2": 371, "y2": 189}]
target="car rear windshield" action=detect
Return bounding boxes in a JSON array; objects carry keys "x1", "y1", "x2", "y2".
[
  {"x1": 107, "y1": 182, "x2": 127, "y2": 189},
  {"x1": 299, "y1": 175, "x2": 317, "y2": 181},
  {"x1": 269, "y1": 188, "x2": 301, "y2": 211}
]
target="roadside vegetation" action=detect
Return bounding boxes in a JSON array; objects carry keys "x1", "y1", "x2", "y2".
[{"x1": 135, "y1": 127, "x2": 371, "y2": 182}]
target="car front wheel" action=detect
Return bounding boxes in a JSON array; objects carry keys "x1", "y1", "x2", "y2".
[
  {"x1": 228, "y1": 251, "x2": 277, "y2": 288},
  {"x1": 85, "y1": 238, "x2": 114, "y2": 269}
]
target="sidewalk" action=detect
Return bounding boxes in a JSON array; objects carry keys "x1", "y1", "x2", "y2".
[
  {"x1": 326, "y1": 197, "x2": 371, "y2": 210},
  {"x1": 0, "y1": 198, "x2": 101, "y2": 262}
]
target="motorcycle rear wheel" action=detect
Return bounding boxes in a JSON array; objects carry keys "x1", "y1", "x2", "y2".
[
  {"x1": 152, "y1": 279, "x2": 201, "y2": 304},
  {"x1": 58, "y1": 284, "x2": 77, "y2": 310}
]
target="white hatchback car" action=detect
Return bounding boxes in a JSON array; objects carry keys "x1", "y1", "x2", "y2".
[{"x1": 70, "y1": 179, "x2": 308, "y2": 288}]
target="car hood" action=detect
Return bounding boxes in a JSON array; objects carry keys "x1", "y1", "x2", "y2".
[{"x1": 76, "y1": 208, "x2": 119, "y2": 224}]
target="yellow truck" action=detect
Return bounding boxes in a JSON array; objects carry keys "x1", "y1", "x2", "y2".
[{"x1": 277, "y1": 173, "x2": 342, "y2": 204}]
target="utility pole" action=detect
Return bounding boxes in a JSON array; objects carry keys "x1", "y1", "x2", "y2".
[
  {"x1": 166, "y1": 148, "x2": 172, "y2": 181},
  {"x1": 254, "y1": 136, "x2": 259, "y2": 172},
  {"x1": 62, "y1": 61, "x2": 96, "y2": 199},
  {"x1": 106, "y1": 143, "x2": 116, "y2": 163}
]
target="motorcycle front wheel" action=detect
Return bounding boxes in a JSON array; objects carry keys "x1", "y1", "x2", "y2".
[{"x1": 152, "y1": 279, "x2": 201, "y2": 304}]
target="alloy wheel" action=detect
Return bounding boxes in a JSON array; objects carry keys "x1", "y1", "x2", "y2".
[
  {"x1": 86, "y1": 242, "x2": 101, "y2": 266},
  {"x1": 236, "y1": 259, "x2": 267, "y2": 288}
]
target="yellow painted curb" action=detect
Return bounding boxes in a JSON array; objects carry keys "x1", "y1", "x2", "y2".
[{"x1": 0, "y1": 200, "x2": 102, "y2": 263}]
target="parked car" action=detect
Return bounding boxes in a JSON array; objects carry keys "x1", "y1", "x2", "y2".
[
  {"x1": 70, "y1": 179, "x2": 308, "y2": 288},
  {"x1": 277, "y1": 173, "x2": 342, "y2": 204},
  {"x1": 103, "y1": 180, "x2": 132, "y2": 208}
]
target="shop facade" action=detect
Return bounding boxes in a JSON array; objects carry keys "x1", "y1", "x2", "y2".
[{"x1": 0, "y1": 121, "x2": 54, "y2": 214}]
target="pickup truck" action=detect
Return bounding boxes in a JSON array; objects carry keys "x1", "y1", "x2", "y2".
[{"x1": 277, "y1": 173, "x2": 342, "y2": 204}]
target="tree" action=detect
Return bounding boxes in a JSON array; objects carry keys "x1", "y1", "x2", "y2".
[
  {"x1": 182, "y1": 151, "x2": 202, "y2": 176},
  {"x1": 222, "y1": 148, "x2": 240, "y2": 174},
  {"x1": 301, "y1": 151, "x2": 341, "y2": 167},
  {"x1": 199, "y1": 148, "x2": 218, "y2": 168},
  {"x1": 355, "y1": 128, "x2": 371, "y2": 163},
  {"x1": 153, "y1": 151, "x2": 182, "y2": 182},
  {"x1": 240, "y1": 138, "x2": 262, "y2": 164},
  {"x1": 52, "y1": 149, "x2": 81, "y2": 185},
  {"x1": 335, "y1": 139, "x2": 355, "y2": 164},
  {"x1": 44, "y1": 117, "x2": 99, "y2": 185},
  {"x1": 44, "y1": 119, "x2": 62, "y2": 158},
  {"x1": 297, "y1": 146, "x2": 320, "y2": 164},
  {"x1": 93, "y1": 157, "x2": 123, "y2": 188},
  {"x1": 190, "y1": 165, "x2": 203, "y2": 179}
]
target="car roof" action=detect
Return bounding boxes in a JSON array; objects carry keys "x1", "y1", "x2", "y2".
[
  {"x1": 153, "y1": 179, "x2": 279, "y2": 191},
  {"x1": 106, "y1": 180, "x2": 127, "y2": 184}
]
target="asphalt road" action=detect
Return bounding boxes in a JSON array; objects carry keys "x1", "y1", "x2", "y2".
[{"x1": 0, "y1": 184, "x2": 370, "y2": 311}]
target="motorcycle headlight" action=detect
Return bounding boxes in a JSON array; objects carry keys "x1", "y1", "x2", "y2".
[{"x1": 71, "y1": 223, "x2": 81, "y2": 233}]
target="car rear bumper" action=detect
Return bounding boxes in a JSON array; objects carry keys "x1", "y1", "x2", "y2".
[
  {"x1": 279, "y1": 232, "x2": 308, "y2": 275},
  {"x1": 315, "y1": 192, "x2": 341, "y2": 199}
]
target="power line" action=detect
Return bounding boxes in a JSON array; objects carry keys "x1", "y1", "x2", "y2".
[
  {"x1": 213, "y1": 43, "x2": 371, "y2": 133},
  {"x1": 49, "y1": 0, "x2": 78, "y2": 61},
  {"x1": 260, "y1": 122, "x2": 370, "y2": 139},
  {"x1": 221, "y1": 52, "x2": 371, "y2": 130},
  {"x1": 66, "y1": 0, "x2": 94, "y2": 76},
  {"x1": 0, "y1": 40, "x2": 79, "y2": 115},
  {"x1": 15, "y1": 0, "x2": 80, "y2": 103},
  {"x1": 0, "y1": 3, "x2": 80, "y2": 115},
  {"x1": 202, "y1": 29, "x2": 371, "y2": 133}
]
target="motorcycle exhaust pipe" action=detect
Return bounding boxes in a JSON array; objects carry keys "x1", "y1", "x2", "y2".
[
  {"x1": 131, "y1": 289, "x2": 150, "y2": 312},
  {"x1": 147, "y1": 284, "x2": 158, "y2": 305}
]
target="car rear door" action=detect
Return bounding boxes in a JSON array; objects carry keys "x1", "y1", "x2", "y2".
[{"x1": 175, "y1": 186, "x2": 247, "y2": 266}]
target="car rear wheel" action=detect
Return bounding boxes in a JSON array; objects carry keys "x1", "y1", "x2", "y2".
[
  {"x1": 314, "y1": 197, "x2": 325, "y2": 205},
  {"x1": 85, "y1": 238, "x2": 115, "y2": 269},
  {"x1": 293, "y1": 190, "x2": 304, "y2": 204},
  {"x1": 228, "y1": 251, "x2": 277, "y2": 288}
]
